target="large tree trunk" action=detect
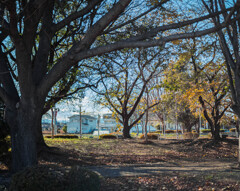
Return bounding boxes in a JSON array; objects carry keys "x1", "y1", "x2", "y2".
[
  {"x1": 160, "y1": 116, "x2": 167, "y2": 134},
  {"x1": 123, "y1": 119, "x2": 131, "y2": 138},
  {"x1": 123, "y1": 127, "x2": 131, "y2": 138},
  {"x1": 5, "y1": 99, "x2": 44, "y2": 172},
  {"x1": 213, "y1": 123, "x2": 221, "y2": 141},
  {"x1": 184, "y1": 124, "x2": 192, "y2": 132},
  {"x1": 208, "y1": 122, "x2": 221, "y2": 141}
]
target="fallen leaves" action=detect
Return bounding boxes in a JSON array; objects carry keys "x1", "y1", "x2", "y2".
[{"x1": 101, "y1": 174, "x2": 240, "y2": 191}]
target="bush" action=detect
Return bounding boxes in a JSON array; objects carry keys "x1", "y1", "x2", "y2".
[
  {"x1": 183, "y1": 132, "x2": 199, "y2": 139},
  {"x1": 155, "y1": 124, "x2": 161, "y2": 130},
  {"x1": 0, "y1": 140, "x2": 9, "y2": 155},
  {"x1": 173, "y1": 130, "x2": 182, "y2": 134},
  {"x1": 0, "y1": 121, "x2": 11, "y2": 167},
  {"x1": 110, "y1": 132, "x2": 123, "y2": 135},
  {"x1": 9, "y1": 165, "x2": 66, "y2": 191},
  {"x1": 67, "y1": 166, "x2": 101, "y2": 191},
  {"x1": 230, "y1": 128, "x2": 237, "y2": 132},
  {"x1": 62, "y1": 125, "x2": 67, "y2": 133},
  {"x1": 201, "y1": 129, "x2": 211, "y2": 133},
  {"x1": 207, "y1": 133, "x2": 212, "y2": 139},
  {"x1": 154, "y1": 130, "x2": 162, "y2": 134},
  {"x1": 44, "y1": 134, "x2": 79, "y2": 139},
  {"x1": 99, "y1": 134, "x2": 117, "y2": 139},
  {"x1": 165, "y1": 130, "x2": 175, "y2": 134},
  {"x1": 139, "y1": 133, "x2": 159, "y2": 140},
  {"x1": 9, "y1": 165, "x2": 101, "y2": 191}
]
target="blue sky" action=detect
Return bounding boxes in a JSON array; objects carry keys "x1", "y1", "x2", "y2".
[{"x1": 44, "y1": 90, "x2": 110, "y2": 122}]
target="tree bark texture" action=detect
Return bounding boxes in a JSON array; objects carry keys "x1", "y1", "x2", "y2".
[
  {"x1": 123, "y1": 119, "x2": 131, "y2": 138},
  {"x1": 5, "y1": 96, "x2": 45, "y2": 172}
]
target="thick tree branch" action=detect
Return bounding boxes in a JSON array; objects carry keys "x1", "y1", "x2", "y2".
[
  {"x1": 0, "y1": 48, "x2": 19, "y2": 101},
  {"x1": 38, "y1": 0, "x2": 132, "y2": 95},
  {"x1": 73, "y1": 21, "x2": 231, "y2": 62},
  {"x1": 129, "y1": 101, "x2": 160, "y2": 129}
]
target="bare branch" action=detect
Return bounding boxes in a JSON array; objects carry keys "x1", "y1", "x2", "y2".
[{"x1": 52, "y1": 0, "x2": 103, "y2": 33}]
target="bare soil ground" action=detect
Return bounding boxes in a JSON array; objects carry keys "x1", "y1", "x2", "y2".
[
  {"x1": 40, "y1": 138, "x2": 240, "y2": 190},
  {"x1": 100, "y1": 173, "x2": 240, "y2": 191},
  {"x1": 1, "y1": 138, "x2": 240, "y2": 190},
  {"x1": 39, "y1": 138, "x2": 238, "y2": 166}
]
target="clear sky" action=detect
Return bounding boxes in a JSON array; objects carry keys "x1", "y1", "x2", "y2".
[{"x1": 44, "y1": 90, "x2": 111, "y2": 122}]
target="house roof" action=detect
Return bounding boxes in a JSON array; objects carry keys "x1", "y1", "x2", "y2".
[{"x1": 69, "y1": 114, "x2": 97, "y2": 120}]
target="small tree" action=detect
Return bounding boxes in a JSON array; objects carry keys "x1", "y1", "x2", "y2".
[
  {"x1": 62, "y1": 125, "x2": 67, "y2": 134},
  {"x1": 93, "y1": 48, "x2": 162, "y2": 138}
]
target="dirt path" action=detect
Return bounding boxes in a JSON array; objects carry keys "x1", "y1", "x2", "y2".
[{"x1": 87, "y1": 160, "x2": 240, "y2": 179}]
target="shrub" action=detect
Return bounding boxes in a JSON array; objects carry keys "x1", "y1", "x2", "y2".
[
  {"x1": 9, "y1": 165, "x2": 67, "y2": 191},
  {"x1": 44, "y1": 134, "x2": 79, "y2": 139},
  {"x1": 0, "y1": 122, "x2": 11, "y2": 167},
  {"x1": 173, "y1": 130, "x2": 182, "y2": 133},
  {"x1": 110, "y1": 132, "x2": 123, "y2": 138},
  {"x1": 154, "y1": 130, "x2": 162, "y2": 134},
  {"x1": 62, "y1": 125, "x2": 67, "y2": 133},
  {"x1": 230, "y1": 128, "x2": 237, "y2": 132},
  {"x1": 9, "y1": 165, "x2": 101, "y2": 191},
  {"x1": 67, "y1": 166, "x2": 101, "y2": 191},
  {"x1": 139, "y1": 133, "x2": 159, "y2": 140},
  {"x1": 165, "y1": 130, "x2": 175, "y2": 134},
  {"x1": 110, "y1": 132, "x2": 123, "y2": 135},
  {"x1": 183, "y1": 132, "x2": 199, "y2": 139},
  {"x1": 0, "y1": 140, "x2": 9, "y2": 155},
  {"x1": 201, "y1": 129, "x2": 211, "y2": 133},
  {"x1": 99, "y1": 134, "x2": 117, "y2": 139},
  {"x1": 155, "y1": 124, "x2": 161, "y2": 130},
  {"x1": 207, "y1": 133, "x2": 212, "y2": 139}
]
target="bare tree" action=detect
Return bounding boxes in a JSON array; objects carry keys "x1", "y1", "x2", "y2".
[
  {"x1": 93, "y1": 48, "x2": 163, "y2": 138},
  {"x1": 201, "y1": 0, "x2": 240, "y2": 117}
]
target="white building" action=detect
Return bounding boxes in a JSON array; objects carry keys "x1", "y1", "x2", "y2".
[
  {"x1": 99, "y1": 113, "x2": 117, "y2": 132},
  {"x1": 67, "y1": 115, "x2": 97, "y2": 134}
]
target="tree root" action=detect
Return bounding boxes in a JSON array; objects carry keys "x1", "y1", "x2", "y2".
[
  {"x1": 186, "y1": 139, "x2": 209, "y2": 146},
  {"x1": 38, "y1": 146, "x2": 64, "y2": 156},
  {"x1": 140, "y1": 140, "x2": 154, "y2": 145},
  {"x1": 222, "y1": 138, "x2": 238, "y2": 145},
  {"x1": 201, "y1": 140, "x2": 221, "y2": 150}
]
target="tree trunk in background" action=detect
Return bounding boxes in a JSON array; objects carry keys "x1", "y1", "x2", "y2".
[
  {"x1": 123, "y1": 119, "x2": 131, "y2": 138},
  {"x1": 136, "y1": 124, "x2": 139, "y2": 135},
  {"x1": 145, "y1": 88, "x2": 149, "y2": 142},
  {"x1": 161, "y1": 120, "x2": 165, "y2": 133},
  {"x1": 196, "y1": 123, "x2": 200, "y2": 134},
  {"x1": 184, "y1": 124, "x2": 192, "y2": 132},
  {"x1": 123, "y1": 126, "x2": 131, "y2": 138},
  {"x1": 236, "y1": 120, "x2": 240, "y2": 137},
  {"x1": 213, "y1": 124, "x2": 221, "y2": 141}
]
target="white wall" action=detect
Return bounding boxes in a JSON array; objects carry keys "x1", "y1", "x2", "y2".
[{"x1": 67, "y1": 116, "x2": 97, "y2": 134}]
